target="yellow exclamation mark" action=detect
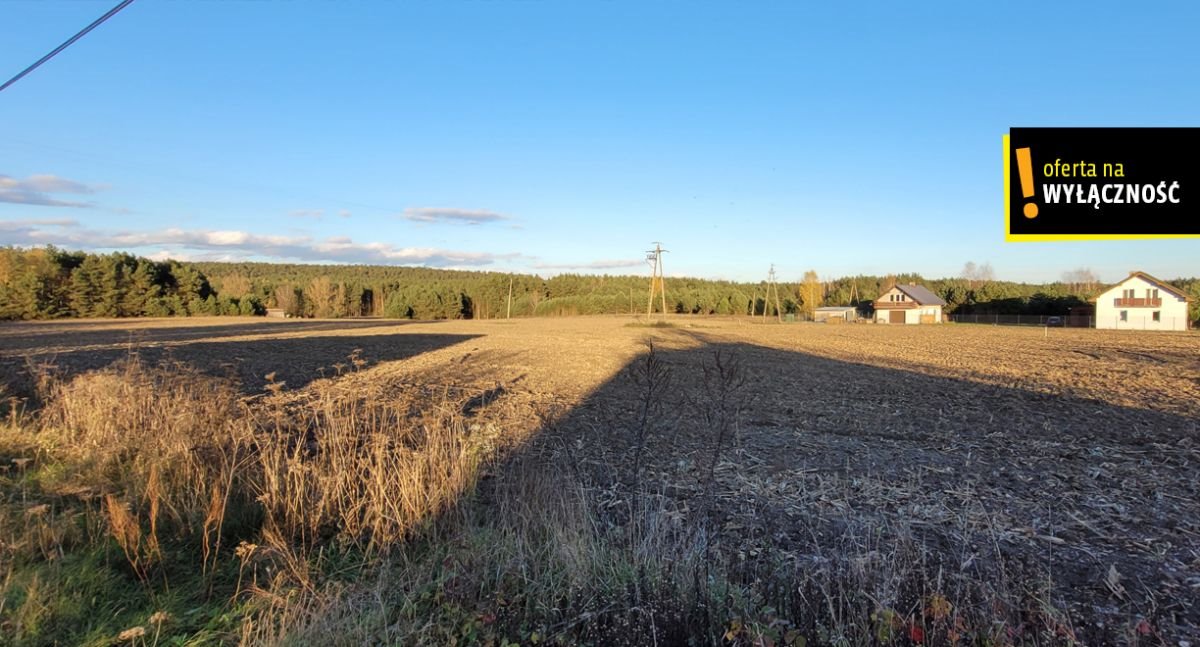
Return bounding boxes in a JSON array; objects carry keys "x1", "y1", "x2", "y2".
[{"x1": 1015, "y1": 147, "x2": 1038, "y2": 218}]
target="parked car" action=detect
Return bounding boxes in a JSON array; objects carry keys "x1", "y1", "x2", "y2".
[{"x1": 1045, "y1": 316, "x2": 1064, "y2": 327}]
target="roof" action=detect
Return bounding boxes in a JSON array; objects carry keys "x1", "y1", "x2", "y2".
[
  {"x1": 879, "y1": 283, "x2": 946, "y2": 306},
  {"x1": 1090, "y1": 271, "x2": 1194, "y2": 303}
]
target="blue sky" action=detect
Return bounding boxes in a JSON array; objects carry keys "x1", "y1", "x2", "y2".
[{"x1": 2, "y1": 0, "x2": 1198, "y2": 283}]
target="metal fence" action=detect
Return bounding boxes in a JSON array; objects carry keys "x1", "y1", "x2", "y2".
[
  {"x1": 947, "y1": 314, "x2": 1089, "y2": 326},
  {"x1": 1089, "y1": 316, "x2": 1192, "y2": 330},
  {"x1": 948, "y1": 314, "x2": 1192, "y2": 330}
]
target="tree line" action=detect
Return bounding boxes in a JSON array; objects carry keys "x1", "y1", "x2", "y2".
[
  {"x1": 0, "y1": 247, "x2": 265, "y2": 320},
  {"x1": 194, "y1": 260, "x2": 1199, "y2": 323},
  {"x1": 3, "y1": 247, "x2": 1197, "y2": 324}
]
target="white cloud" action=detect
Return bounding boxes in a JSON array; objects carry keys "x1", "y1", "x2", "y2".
[
  {"x1": 401, "y1": 207, "x2": 508, "y2": 225},
  {"x1": 0, "y1": 218, "x2": 80, "y2": 227},
  {"x1": 0, "y1": 221, "x2": 515, "y2": 268},
  {"x1": 146, "y1": 249, "x2": 186, "y2": 262},
  {"x1": 0, "y1": 174, "x2": 101, "y2": 208}
]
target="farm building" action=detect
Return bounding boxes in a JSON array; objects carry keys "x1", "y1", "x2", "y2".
[
  {"x1": 873, "y1": 283, "x2": 945, "y2": 324},
  {"x1": 1091, "y1": 271, "x2": 1192, "y2": 331},
  {"x1": 814, "y1": 306, "x2": 858, "y2": 323}
]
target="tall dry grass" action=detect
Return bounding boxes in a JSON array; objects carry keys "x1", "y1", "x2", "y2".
[
  {"x1": 1, "y1": 352, "x2": 1105, "y2": 646},
  {"x1": 255, "y1": 384, "x2": 489, "y2": 554},
  {"x1": 37, "y1": 360, "x2": 248, "y2": 575},
  {"x1": 1, "y1": 356, "x2": 511, "y2": 644}
]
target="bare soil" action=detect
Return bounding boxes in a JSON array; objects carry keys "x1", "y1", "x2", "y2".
[{"x1": 3, "y1": 315, "x2": 1198, "y2": 641}]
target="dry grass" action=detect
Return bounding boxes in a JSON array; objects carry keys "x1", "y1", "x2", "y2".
[{"x1": 0, "y1": 353, "x2": 513, "y2": 644}]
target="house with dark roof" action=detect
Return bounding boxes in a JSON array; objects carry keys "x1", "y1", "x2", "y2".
[
  {"x1": 872, "y1": 283, "x2": 946, "y2": 324},
  {"x1": 1091, "y1": 271, "x2": 1192, "y2": 331}
]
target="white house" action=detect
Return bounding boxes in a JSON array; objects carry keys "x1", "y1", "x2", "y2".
[
  {"x1": 873, "y1": 283, "x2": 945, "y2": 324},
  {"x1": 1092, "y1": 271, "x2": 1192, "y2": 331}
]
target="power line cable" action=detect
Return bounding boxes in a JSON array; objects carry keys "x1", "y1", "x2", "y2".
[{"x1": 1, "y1": 0, "x2": 136, "y2": 94}]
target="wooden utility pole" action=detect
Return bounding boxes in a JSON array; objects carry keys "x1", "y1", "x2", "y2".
[
  {"x1": 506, "y1": 276, "x2": 513, "y2": 319},
  {"x1": 772, "y1": 264, "x2": 782, "y2": 321},
  {"x1": 758, "y1": 264, "x2": 787, "y2": 321},
  {"x1": 645, "y1": 242, "x2": 668, "y2": 318}
]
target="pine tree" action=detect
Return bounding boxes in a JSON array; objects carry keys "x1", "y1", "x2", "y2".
[
  {"x1": 125, "y1": 261, "x2": 162, "y2": 316},
  {"x1": 69, "y1": 256, "x2": 105, "y2": 317},
  {"x1": 95, "y1": 254, "x2": 134, "y2": 317}
]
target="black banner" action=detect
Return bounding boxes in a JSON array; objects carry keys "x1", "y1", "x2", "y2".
[{"x1": 1006, "y1": 127, "x2": 1200, "y2": 239}]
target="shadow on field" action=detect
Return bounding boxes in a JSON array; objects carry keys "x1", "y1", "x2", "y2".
[
  {"x1": 0, "y1": 318, "x2": 415, "y2": 354},
  {"x1": 1, "y1": 321, "x2": 478, "y2": 394},
  {"x1": 469, "y1": 332, "x2": 1199, "y2": 643}
]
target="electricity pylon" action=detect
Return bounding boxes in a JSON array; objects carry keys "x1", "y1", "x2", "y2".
[
  {"x1": 646, "y1": 242, "x2": 668, "y2": 317},
  {"x1": 764, "y1": 264, "x2": 783, "y2": 322}
]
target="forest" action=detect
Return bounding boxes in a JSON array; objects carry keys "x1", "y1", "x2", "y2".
[
  {"x1": 0, "y1": 247, "x2": 265, "y2": 320},
  {"x1": 2, "y1": 246, "x2": 1198, "y2": 323}
]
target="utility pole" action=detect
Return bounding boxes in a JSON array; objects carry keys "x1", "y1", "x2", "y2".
[
  {"x1": 506, "y1": 276, "x2": 513, "y2": 319},
  {"x1": 645, "y1": 242, "x2": 668, "y2": 318},
  {"x1": 765, "y1": 264, "x2": 783, "y2": 322}
]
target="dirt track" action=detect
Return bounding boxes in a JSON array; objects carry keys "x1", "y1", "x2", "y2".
[{"x1": 2, "y1": 316, "x2": 1198, "y2": 639}]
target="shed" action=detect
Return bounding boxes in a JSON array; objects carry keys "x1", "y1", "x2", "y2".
[{"x1": 814, "y1": 306, "x2": 858, "y2": 323}]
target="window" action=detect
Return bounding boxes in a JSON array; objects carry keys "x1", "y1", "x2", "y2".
[
  {"x1": 1120, "y1": 310, "x2": 1128, "y2": 322},
  {"x1": 1153, "y1": 311, "x2": 1161, "y2": 322},
  {"x1": 1153, "y1": 289, "x2": 1159, "y2": 299}
]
